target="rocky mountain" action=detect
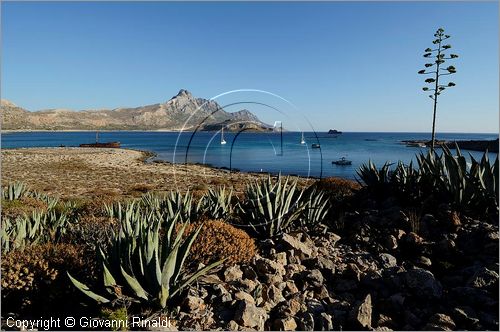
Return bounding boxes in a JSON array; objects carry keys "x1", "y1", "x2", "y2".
[{"x1": 1, "y1": 90, "x2": 272, "y2": 131}]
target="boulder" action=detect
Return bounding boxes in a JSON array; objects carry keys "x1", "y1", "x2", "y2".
[
  {"x1": 424, "y1": 313, "x2": 456, "y2": 331},
  {"x1": 404, "y1": 268, "x2": 443, "y2": 299},
  {"x1": 182, "y1": 295, "x2": 204, "y2": 313},
  {"x1": 349, "y1": 294, "x2": 372, "y2": 329},
  {"x1": 255, "y1": 257, "x2": 286, "y2": 277},
  {"x1": 466, "y1": 267, "x2": 499, "y2": 290},
  {"x1": 305, "y1": 269, "x2": 324, "y2": 288},
  {"x1": 379, "y1": 253, "x2": 397, "y2": 268},
  {"x1": 224, "y1": 265, "x2": 243, "y2": 283},
  {"x1": 234, "y1": 300, "x2": 267, "y2": 330},
  {"x1": 273, "y1": 317, "x2": 297, "y2": 331},
  {"x1": 280, "y1": 233, "x2": 316, "y2": 259}
]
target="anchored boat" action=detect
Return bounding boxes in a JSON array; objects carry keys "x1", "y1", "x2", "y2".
[{"x1": 332, "y1": 157, "x2": 352, "y2": 166}]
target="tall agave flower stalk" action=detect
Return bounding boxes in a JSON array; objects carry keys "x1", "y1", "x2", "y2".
[{"x1": 69, "y1": 212, "x2": 223, "y2": 308}]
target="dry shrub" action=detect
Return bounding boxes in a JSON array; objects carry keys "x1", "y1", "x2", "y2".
[
  {"x1": 1, "y1": 243, "x2": 95, "y2": 311},
  {"x1": 312, "y1": 177, "x2": 360, "y2": 200},
  {"x1": 1, "y1": 197, "x2": 48, "y2": 219},
  {"x1": 130, "y1": 183, "x2": 154, "y2": 193},
  {"x1": 178, "y1": 220, "x2": 256, "y2": 267}
]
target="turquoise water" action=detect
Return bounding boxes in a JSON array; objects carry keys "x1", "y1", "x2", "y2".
[{"x1": 2, "y1": 131, "x2": 498, "y2": 179}]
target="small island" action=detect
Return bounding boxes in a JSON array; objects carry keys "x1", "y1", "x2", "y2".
[
  {"x1": 403, "y1": 138, "x2": 499, "y2": 153},
  {"x1": 328, "y1": 129, "x2": 342, "y2": 134}
]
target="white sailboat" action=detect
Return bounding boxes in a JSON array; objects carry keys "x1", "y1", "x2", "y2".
[
  {"x1": 220, "y1": 127, "x2": 227, "y2": 145},
  {"x1": 300, "y1": 132, "x2": 306, "y2": 144}
]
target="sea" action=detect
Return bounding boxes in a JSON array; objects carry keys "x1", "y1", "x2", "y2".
[{"x1": 1, "y1": 131, "x2": 498, "y2": 180}]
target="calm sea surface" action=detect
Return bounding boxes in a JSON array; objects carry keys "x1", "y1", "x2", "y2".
[{"x1": 2, "y1": 131, "x2": 498, "y2": 179}]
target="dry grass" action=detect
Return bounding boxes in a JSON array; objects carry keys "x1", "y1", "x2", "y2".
[{"x1": 2, "y1": 148, "x2": 313, "y2": 200}]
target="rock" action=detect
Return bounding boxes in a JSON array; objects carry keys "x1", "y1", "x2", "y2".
[
  {"x1": 466, "y1": 267, "x2": 499, "y2": 290},
  {"x1": 379, "y1": 253, "x2": 397, "y2": 268},
  {"x1": 450, "y1": 287, "x2": 496, "y2": 308},
  {"x1": 275, "y1": 297, "x2": 302, "y2": 318},
  {"x1": 182, "y1": 295, "x2": 204, "y2": 313},
  {"x1": 305, "y1": 269, "x2": 324, "y2": 288},
  {"x1": 284, "y1": 280, "x2": 299, "y2": 295},
  {"x1": 317, "y1": 313, "x2": 333, "y2": 331},
  {"x1": 272, "y1": 252, "x2": 288, "y2": 266},
  {"x1": 255, "y1": 257, "x2": 286, "y2": 277},
  {"x1": 297, "y1": 313, "x2": 315, "y2": 331},
  {"x1": 212, "y1": 284, "x2": 232, "y2": 303},
  {"x1": 424, "y1": 313, "x2": 456, "y2": 330},
  {"x1": 451, "y1": 307, "x2": 480, "y2": 329},
  {"x1": 237, "y1": 278, "x2": 257, "y2": 293},
  {"x1": 263, "y1": 284, "x2": 284, "y2": 308},
  {"x1": 273, "y1": 317, "x2": 297, "y2": 331},
  {"x1": 285, "y1": 263, "x2": 306, "y2": 278},
  {"x1": 349, "y1": 294, "x2": 372, "y2": 329},
  {"x1": 234, "y1": 291, "x2": 255, "y2": 304},
  {"x1": 227, "y1": 320, "x2": 239, "y2": 331},
  {"x1": 404, "y1": 268, "x2": 443, "y2": 299},
  {"x1": 242, "y1": 265, "x2": 258, "y2": 280},
  {"x1": 384, "y1": 235, "x2": 398, "y2": 250},
  {"x1": 306, "y1": 298, "x2": 325, "y2": 315},
  {"x1": 376, "y1": 314, "x2": 395, "y2": 329},
  {"x1": 414, "y1": 255, "x2": 432, "y2": 268},
  {"x1": 234, "y1": 300, "x2": 267, "y2": 329},
  {"x1": 304, "y1": 256, "x2": 336, "y2": 278},
  {"x1": 224, "y1": 265, "x2": 243, "y2": 282},
  {"x1": 280, "y1": 233, "x2": 315, "y2": 259}
]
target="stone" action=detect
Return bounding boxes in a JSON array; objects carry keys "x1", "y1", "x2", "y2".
[
  {"x1": 350, "y1": 294, "x2": 372, "y2": 329},
  {"x1": 263, "y1": 284, "x2": 285, "y2": 306},
  {"x1": 255, "y1": 257, "x2": 286, "y2": 277},
  {"x1": 285, "y1": 263, "x2": 307, "y2": 278},
  {"x1": 227, "y1": 320, "x2": 239, "y2": 331},
  {"x1": 414, "y1": 256, "x2": 432, "y2": 268},
  {"x1": 297, "y1": 313, "x2": 315, "y2": 331},
  {"x1": 238, "y1": 278, "x2": 257, "y2": 293},
  {"x1": 272, "y1": 252, "x2": 288, "y2": 266},
  {"x1": 404, "y1": 268, "x2": 443, "y2": 299},
  {"x1": 273, "y1": 317, "x2": 297, "y2": 331},
  {"x1": 234, "y1": 291, "x2": 255, "y2": 304},
  {"x1": 317, "y1": 313, "x2": 333, "y2": 331},
  {"x1": 224, "y1": 265, "x2": 243, "y2": 282},
  {"x1": 451, "y1": 307, "x2": 480, "y2": 329},
  {"x1": 306, "y1": 298, "x2": 325, "y2": 315},
  {"x1": 379, "y1": 253, "x2": 397, "y2": 268},
  {"x1": 305, "y1": 269, "x2": 324, "y2": 288},
  {"x1": 242, "y1": 265, "x2": 258, "y2": 280},
  {"x1": 466, "y1": 267, "x2": 499, "y2": 290},
  {"x1": 234, "y1": 300, "x2": 267, "y2": 329},
  {"x1": 284, "y1": 280, "x2": 299, "y2": 295},
  {"x1": 424, "y1": 313, "x2": 456, "y2": 330},
  {"x1": 182, "y1": 295, "x2": 204, "y2": 313},
  {"x1": 212, "y1": 284, "x2": 232, "y2": 303},
  {"x1": 280, "y1": 233, "x2": 315, "y2": 259},
  {"x1": 384, "y1": 235, "x2": 398, "y2": 250}
]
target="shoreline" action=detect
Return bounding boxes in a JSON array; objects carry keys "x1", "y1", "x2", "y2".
[
  {"x1": 1, "y1": 147, "x2": 317, "y2": 199},
  {"x1": 402, "y1": 138, "x2": 499, "y2": 153}
]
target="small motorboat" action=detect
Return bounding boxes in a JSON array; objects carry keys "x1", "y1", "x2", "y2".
[
  {"x1": 332, "y1": 157, "x2": 352, "y2": 166},
  {"x1": 311, "y1": 143, "x2": 321, "y2": 149}
]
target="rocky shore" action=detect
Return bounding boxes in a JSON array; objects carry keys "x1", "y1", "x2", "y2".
[{"x1": 402, "y1": 139, "x2": 499, "y2": 153}]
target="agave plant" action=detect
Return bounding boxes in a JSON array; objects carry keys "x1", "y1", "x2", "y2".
[
  {"x1": 200, "y1": 186, "x2": 233, "y2": 220},
  {"x1": 1, "y1": 210, "x2": 70, "y2": 253},
  {"x1": 356, "y1": 160, "x2": 393, "y2": 194},
  {"x1": 238, "y1": 175, "x2": 306, "y2": 238},
  {"x1": 2, "y1": 182, "x2": 28, "y2": 201},
  {"x1": 139, "y1": 190, "x2": 199, "y2": 222},
  {"x1": 69, "y1": 212, "x2": 223, "y2": 308},
  {"x1": 298, "y1": 188, "x2": 331, "y2": 230}
]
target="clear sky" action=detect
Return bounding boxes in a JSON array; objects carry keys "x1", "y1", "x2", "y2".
[{"x1": 1, "y1": 1, "x2": 498, "y2": 133}]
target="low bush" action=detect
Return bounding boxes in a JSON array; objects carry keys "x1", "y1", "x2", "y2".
[{"x1": 179, "y1": 219, "x2": 256, "y2": 266}]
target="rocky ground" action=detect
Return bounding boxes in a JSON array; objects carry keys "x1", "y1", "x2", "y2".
[{"x1": 170, "y1": 203, "x2": 498, "y2": 331}]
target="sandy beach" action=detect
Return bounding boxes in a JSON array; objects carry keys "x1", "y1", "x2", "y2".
[{"x1": 1, "y1": 147, "x2": 312, "y2": 199}]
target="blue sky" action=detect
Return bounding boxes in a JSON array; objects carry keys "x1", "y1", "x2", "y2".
[{"x1": 1, "y1": 1, "x2": 498, "y2": 132}]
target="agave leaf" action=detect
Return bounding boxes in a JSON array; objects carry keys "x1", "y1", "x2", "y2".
[
  {"x1": 67, "y1": 272, "x2": 110, "y2": 303},
  {"x1": 120, "y1": 266, "x2": 149, "y2": 300},
  {"x1": 173, "y1": 223, "x2": 203, "y2": 283},
  {"x1": 171, "y1": 258, "x2": 226, "y2": 298}
]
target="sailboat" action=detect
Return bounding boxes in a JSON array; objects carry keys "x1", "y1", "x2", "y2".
[
  {"x1": 79, "y1": 130, "x2": 120, "y2": 148},
  {"x1": 300, "y1": 132, "x2": 306, "y2": 144},
  {"x1": 220, "y1": 127, "x2": 227, "y2": 145}
]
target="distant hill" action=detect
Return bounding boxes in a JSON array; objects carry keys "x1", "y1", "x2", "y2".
[{"x1": 1, "y1": 90, "x2": 272, "y2": 132}]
